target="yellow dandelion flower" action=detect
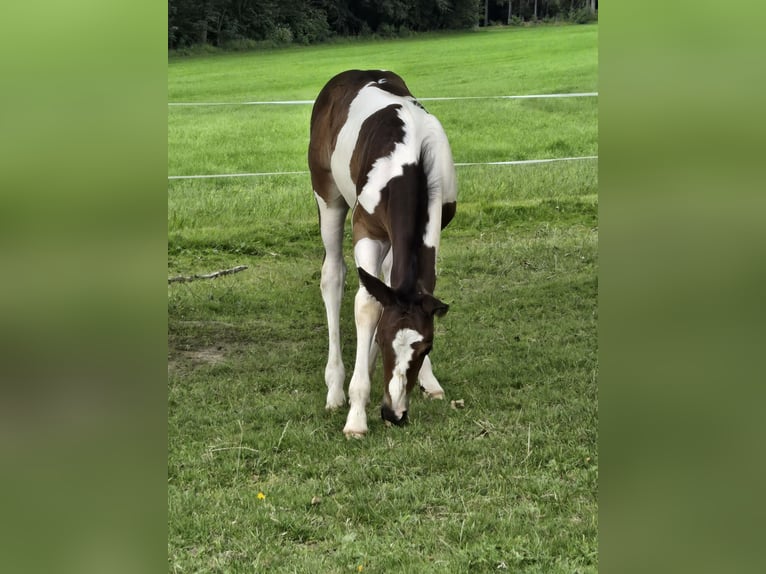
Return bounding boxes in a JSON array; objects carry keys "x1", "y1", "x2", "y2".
[
  {"x1": 257, "y1": 491, "x2": 266, "y2": 500},
  {"x1": 357, "y1": 565, "x2": 363, "y2": 572}
]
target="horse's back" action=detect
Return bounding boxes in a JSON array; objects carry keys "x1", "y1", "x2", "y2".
[{"x1": 309, "y1": 70, "x2": 412, "y2": 185}]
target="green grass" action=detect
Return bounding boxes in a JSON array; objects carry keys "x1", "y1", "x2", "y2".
[
  {"x1": 168, "y1": 26, "x2": 597, "y2": 102},
  {"x1": 169, "y1": 25, "x2": 597, "y2": 573}
]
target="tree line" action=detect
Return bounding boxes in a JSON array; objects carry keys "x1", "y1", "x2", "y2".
[{"x1": 168, "y1": 0, "x2": 597, "y2": 50}]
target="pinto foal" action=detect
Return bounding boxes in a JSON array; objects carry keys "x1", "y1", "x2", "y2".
[{"x1": 308, "y1": 70, "x2": 457, "y2": 437}]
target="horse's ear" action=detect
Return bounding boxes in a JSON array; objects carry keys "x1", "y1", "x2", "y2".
[
  {"x1": 422, "y1": 294, "x2": 449, "y2": 318},
  {"x1": 357, "y1": 267, "x2": 397, "y2": 307}
]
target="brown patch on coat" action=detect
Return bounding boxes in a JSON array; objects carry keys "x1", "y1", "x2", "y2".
[
  {"x1": 350, "y1": 103, "x2": 405, "y2": 192},
  {"x1": 308, "y1": 70, "x2": 413, "y2": 203}
]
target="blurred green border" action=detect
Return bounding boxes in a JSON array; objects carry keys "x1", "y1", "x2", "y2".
[
  {"x1": 0, "y1": 4, "x2": 167, "y2": 573},
  {"x1": 601, "y1": 2, "x2": 765, "y2": 573},
  {"x1": 3, "y1": 1, "x2": 765, "y2": 571}
]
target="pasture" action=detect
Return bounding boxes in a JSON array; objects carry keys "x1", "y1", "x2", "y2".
[{"x1": 168, "y1": 25, "x2": 598, "y2": 573}]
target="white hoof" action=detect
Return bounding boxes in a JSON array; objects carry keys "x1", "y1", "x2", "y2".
[
  {"x1": 343, "y1": 428, "x2": 367, "y2": 439},
  {"x1": 325, "y1": 389, "x2": 346, "y2": 410},
  {"x1": 343, "y1": 406, "x2": 368, "y2": 437},
  {"x1": 421, "y1": 386, "x2": 445, "y2": 400}
]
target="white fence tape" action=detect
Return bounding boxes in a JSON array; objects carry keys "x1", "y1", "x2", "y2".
[
  {"x1": 168, "y1": 156, "x2": 597, "y2": 180},
  {"x1": 168, "y1": 92, "x2": 597, "y2": 107}
]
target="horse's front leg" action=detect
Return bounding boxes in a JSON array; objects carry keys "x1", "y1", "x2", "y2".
[{"x1": 344, "y1": 238, "x2": 386, "y2": 438}]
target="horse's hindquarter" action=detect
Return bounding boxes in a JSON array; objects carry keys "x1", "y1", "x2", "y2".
[
  {"x1": 331, "y1": 86, "x2": 412, "y2": 208},
  {"x1": 311, "y1": 69, "x2": 457, "y2": 240},
  {"x1": 310, "y1": 72, "x2": 418, "y2": 284}
]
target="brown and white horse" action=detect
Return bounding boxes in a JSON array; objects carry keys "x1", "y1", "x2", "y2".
[{"x1": 308, "y1": 70, "x2": 457, "y2": 437}]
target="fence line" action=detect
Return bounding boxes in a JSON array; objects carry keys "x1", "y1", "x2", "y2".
[
  {"x1": 454, "y1": 156, "x2": 598, "y2": 167},
  {"x1": 168, "y1": 92, "x2": 598, "y2": 107},
  {"x1": 168, "y1": 155, "x2": 597, "y2": 181}
]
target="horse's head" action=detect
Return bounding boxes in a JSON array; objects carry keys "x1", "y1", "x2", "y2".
[{"x1": 358, "y1": 267, "x2": 449, "y2": 426}]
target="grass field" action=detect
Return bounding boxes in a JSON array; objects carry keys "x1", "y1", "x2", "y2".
[{"x1": 168, "y1": 24, "x2": 598, "y2": 573}]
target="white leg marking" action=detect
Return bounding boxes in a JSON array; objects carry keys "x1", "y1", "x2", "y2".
[
  {"x1": 418, "y1": 355, "x2": 444, "y2": 399},
  {"x1": 315, "y1": 192, "x2": 348, "y2": 409},
  {"x1": 367, "y1": 247, "x2": 391, "y2": 377},
  {"x1": 344, "y1": 238, "x2": 387, "y2": 438},
  {"x1": 345, "y1": 287, "x2": 378, "y2": 437}
]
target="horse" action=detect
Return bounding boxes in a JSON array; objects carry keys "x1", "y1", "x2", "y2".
[{"x1": 308, "y1": 70, "x2": 457, "y2": 437}]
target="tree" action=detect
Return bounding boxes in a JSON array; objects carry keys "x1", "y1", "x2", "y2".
[{"x1": 168, "y1": 0, "x2": 593, "y2": 51}]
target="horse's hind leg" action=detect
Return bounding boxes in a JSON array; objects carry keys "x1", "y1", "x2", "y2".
[
  {"x1": 314, "y1": 184, "x2": 349, "y2": 410},
  {"x1": 418, "y1": 356, "x2": 445, "y2": 399}
]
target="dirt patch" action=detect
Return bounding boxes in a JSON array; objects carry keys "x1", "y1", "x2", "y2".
[
  {"x1": 168, "y1": 345, "x2": 227, "y2": 375},
  {"x1": 185, "y1": 346, "x2": 226, "y2": 365}
]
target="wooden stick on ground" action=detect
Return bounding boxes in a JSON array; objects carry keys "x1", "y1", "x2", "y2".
[{"x1": 168, "y1": 265, "x2": 248, "y2": 284}]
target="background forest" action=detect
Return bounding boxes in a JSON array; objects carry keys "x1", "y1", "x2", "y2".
[{"x1": 168, "y1": 0, "x2": 597, "y2": 50}]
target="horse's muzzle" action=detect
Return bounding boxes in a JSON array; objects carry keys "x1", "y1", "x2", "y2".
[{"x1": 381, "y1": 404, "x2": 408, "y2": 426}]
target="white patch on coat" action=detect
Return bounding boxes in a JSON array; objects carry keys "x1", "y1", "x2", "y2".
[
  {"x1": 331, "y1": 84, "x2": 403, "y2": 206},
  {"x1": 419, "y1": 114, "x2": 457, "y2": 249},
  {"x1": 330, "y1": 84, "x2": 454, "y2": 219},
  {"x1": 388, "y1": 328, "x2": 424, "y2": 416},
  {"x1": 358, "y1": 105, "x2": 418, "y2": 214}
]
